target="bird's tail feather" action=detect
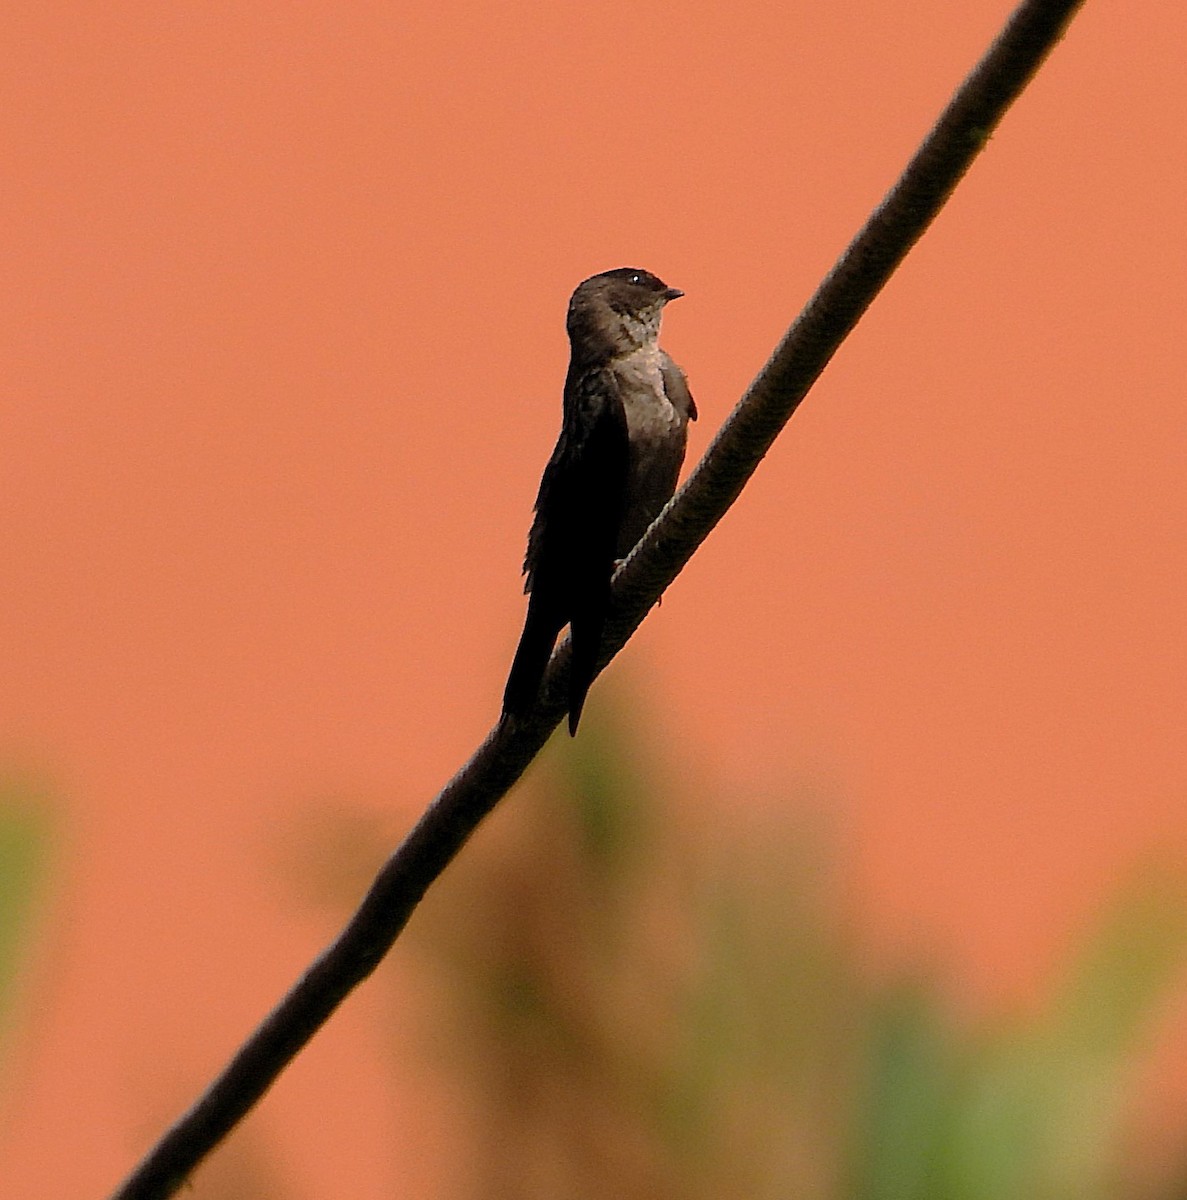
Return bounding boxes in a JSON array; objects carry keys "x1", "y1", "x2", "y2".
[
  {"x1": 567, "y1": 608, "x2": 606, "y2": 736},
  {"x1": 502, "y1": 598, "x2": 562, "y2": 720}
]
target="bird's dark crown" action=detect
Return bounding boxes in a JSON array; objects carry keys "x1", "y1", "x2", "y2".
[{"x1": 573, "y1": 267, "x2": 680, "y2": 307}]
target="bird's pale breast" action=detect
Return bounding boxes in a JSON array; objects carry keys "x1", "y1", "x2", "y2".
[
  {"x1": 614, "y1": 345, "x2": 682, "y2": 445},
  {"x1": 612, "y1": 345, "x2": 688, "y2": 556}
]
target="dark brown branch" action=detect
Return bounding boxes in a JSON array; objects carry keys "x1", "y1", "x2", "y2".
[{"x1": 111, "y1": 2, "x2": 1086, "y2": 1195}]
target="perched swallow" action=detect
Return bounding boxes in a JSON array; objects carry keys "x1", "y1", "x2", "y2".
[{"x1": 502, "y1": 268, "x2": 696, "y2": 734}]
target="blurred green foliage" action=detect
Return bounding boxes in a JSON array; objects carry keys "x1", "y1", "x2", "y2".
[
  {"x1": 399, "y1": 709, "x2": 1187, "y2": 1200},
  {"x1": 0, "y1": 785, "x2": 50, "y2": 1056}
]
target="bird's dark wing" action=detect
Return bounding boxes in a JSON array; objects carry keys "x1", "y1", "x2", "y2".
[{"x1": 502, "y1": 367, "x2": 630, "y2": 729}]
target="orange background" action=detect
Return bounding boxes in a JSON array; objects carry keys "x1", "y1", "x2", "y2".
[{"x1": 3, "y1": 1, "x2": 1186, "y2": 1195}]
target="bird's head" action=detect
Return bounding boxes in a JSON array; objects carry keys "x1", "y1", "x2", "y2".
[{"x1": 566, "y1": 268, "x2": 683, "y2": 360}]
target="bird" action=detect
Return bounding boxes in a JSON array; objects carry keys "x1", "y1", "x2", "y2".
[{"x1": 502, "y1": 268, "x2": 696, "y2": 735}]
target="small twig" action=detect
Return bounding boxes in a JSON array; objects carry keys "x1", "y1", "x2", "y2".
[{"x1": 110, "y1": 1, "x2": 1086, "y2": 1195}]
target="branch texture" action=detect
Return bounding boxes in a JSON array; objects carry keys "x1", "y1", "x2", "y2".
[{"x1": 112, "y1": 2, "x2": 1086, "y2": 1195}]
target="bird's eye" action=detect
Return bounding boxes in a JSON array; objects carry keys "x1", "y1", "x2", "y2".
[{"x1": 628, "y1": 273, "x2": 641, "y2": 285}]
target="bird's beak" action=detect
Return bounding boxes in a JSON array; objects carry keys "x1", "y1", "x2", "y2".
[{"x1": 662, "y1": 287, "x2": 684, "y2": 303}]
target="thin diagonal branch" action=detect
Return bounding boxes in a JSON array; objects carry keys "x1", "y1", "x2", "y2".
[{"x1": 111, "y1": 2, "x2": 1085, "y2": 1196}]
